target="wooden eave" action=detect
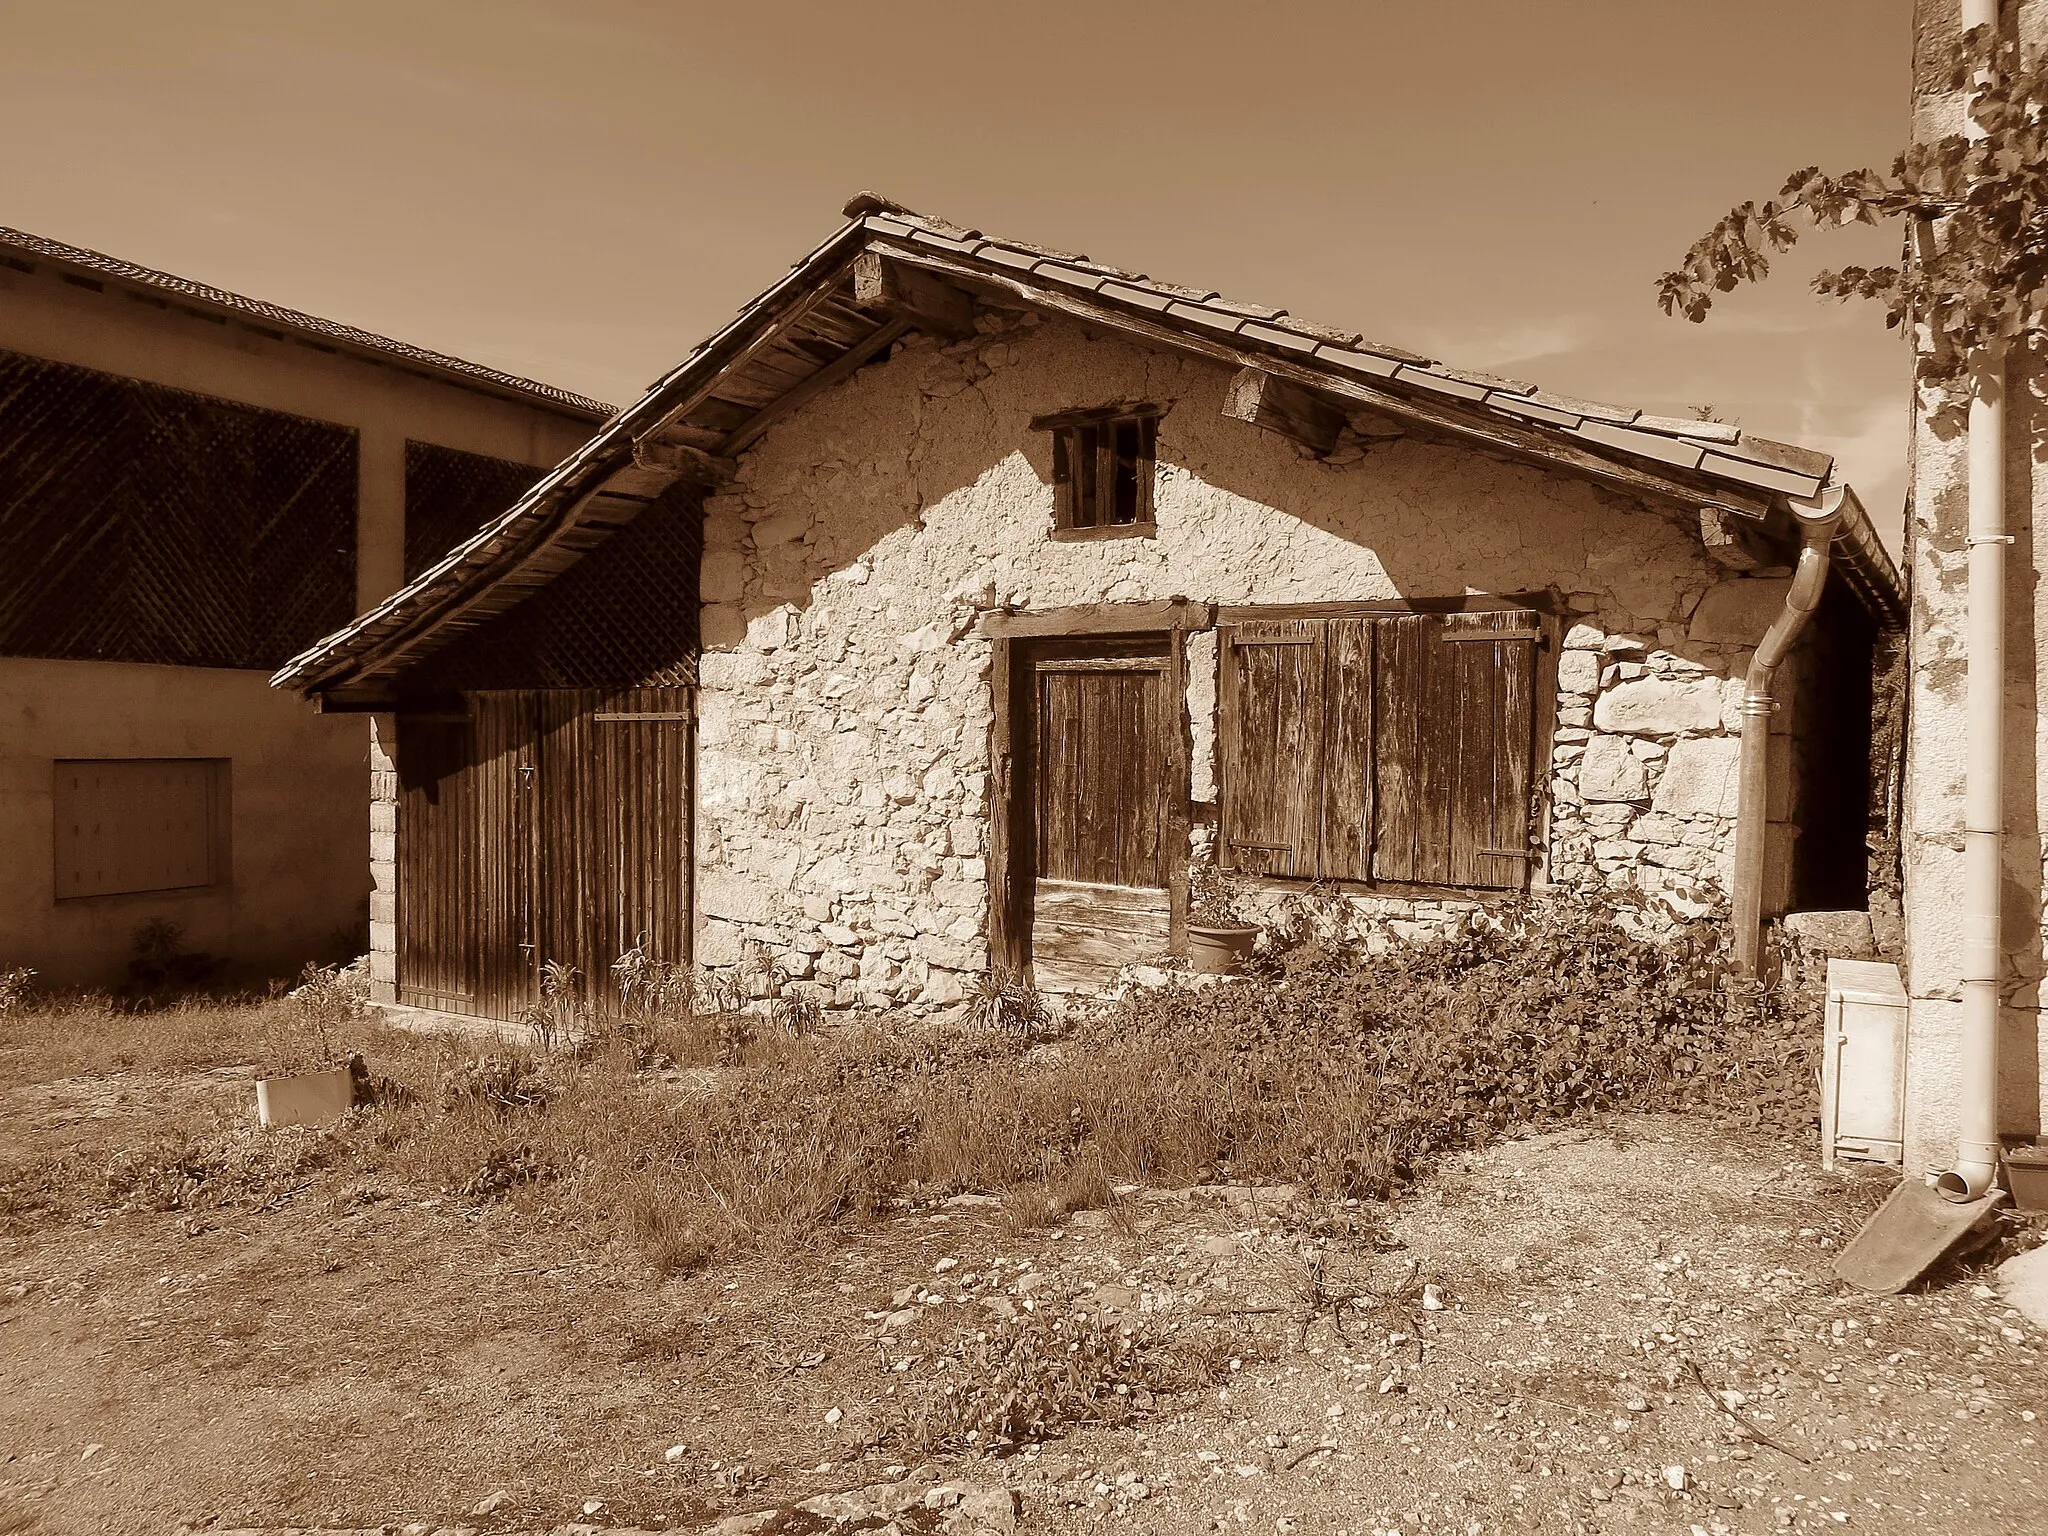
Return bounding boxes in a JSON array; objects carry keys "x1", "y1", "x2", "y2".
[{"x1": 274, "y1": 196, "x2": 1906, "y2": 699}]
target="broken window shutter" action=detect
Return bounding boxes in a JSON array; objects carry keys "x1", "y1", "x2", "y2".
[
  {"x1": 1437, "y1": 611, "x2": 1541, "y2": 890},
  {"x1": 1218, "y1": 619, "x2": 1327, "y2": 878}
]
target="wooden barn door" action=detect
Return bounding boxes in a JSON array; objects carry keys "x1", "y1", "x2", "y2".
[
  {"x1": 532, "y1": 687, "x2": 694, "y2": 1001},
  {"x1": 395, "y1": 687, "x2": 693, "y2": 1022},
  {"x1": 1027, "y1": 645, "x2": 1174, "y2": 992}
]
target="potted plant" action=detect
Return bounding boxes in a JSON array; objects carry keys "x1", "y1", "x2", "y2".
[{"x1": 1186, "y1": 860, "x2": 1262, "y2": 975}]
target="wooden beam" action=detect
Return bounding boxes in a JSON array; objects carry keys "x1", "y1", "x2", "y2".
[
  {"x1": 986, "y1": 635, "x2": 1024, "y2": 977},
  {"x1": 1223, "y1": 367, "x2": 1346, "y2": 455},
  {"x1": 602, "y1": 437, "x2": 733, "y2": 496},
  {"x1": 852, "y1": 249, "x2": 977, "y2": 340},
  {"x1": 876, "y1": 242, "x2": 1776, "y2": 520},
  {"x1": 978, "y1": 599, "x2": 1216, "y2": 639},
  {"x1": 720, "y1": 314, "x2": 914, "y2": 455}
]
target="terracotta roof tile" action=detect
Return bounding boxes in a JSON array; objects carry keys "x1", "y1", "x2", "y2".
[
  {"x1": 1393, "y1": 365, "x2": 1492, "y2": 402},
  {"x1": 1698, "y1": 451, "x2": 1823, "y2": 497},
  {"x1": 1577, "y1": 420, "x2": 1708, "y2": 471}
]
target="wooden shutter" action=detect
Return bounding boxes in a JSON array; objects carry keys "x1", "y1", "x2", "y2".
[
  {"x1": 1218, "y1": 620, "x2": 1326, "y2": 877},
  {"x1": 1372, "y1": 610, "x2": 1540, "y2": 890}
]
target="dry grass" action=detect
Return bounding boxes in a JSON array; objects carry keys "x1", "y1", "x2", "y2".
[{"x1": 3, "y1": 897, "x2": 1817, "y2": 1282}]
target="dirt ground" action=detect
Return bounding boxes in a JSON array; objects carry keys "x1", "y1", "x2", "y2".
[{"x1": 1, "y1": 1064, "x2": 2042, "y2": 1536}]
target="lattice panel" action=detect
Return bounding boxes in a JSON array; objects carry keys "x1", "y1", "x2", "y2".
[
  {"x1": 414, "y1": 484, "x2": 703, "y2": 690},
  {"x1": 404, "y1": 441, "x2": 545, "y2": 582},
  {"x1": 0, "y1": 349, "x2": 356, "y2": 669}
]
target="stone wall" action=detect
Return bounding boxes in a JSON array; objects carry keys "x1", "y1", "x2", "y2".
[
  {"x1": 1898, "y1": 0, "x2": 2048, "y2": 1169},
  {"x1": 367, "y1": 715, "x2": 399, "y2": 1004},
  {"x1": 692, "y1": 310, "x2": 1827, "y2": 1010}
]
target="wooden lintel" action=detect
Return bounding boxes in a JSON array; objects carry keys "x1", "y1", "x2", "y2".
[
  {"x1": 1029, "y1": 401, "x2": 1165, "y2": 432},
  {"x1": 1213, "y1": 593, "x2": 1558, "y2": 624},
  {"x1": 852, "y1": 249, "x2": 977, "y2": 339},
  {"x1": 314, "y1": 690, "x2": 400, "y2": 713},
  {"x1": 978, "y1": 600, "x2": 1216, "y2": 639},
  {"x1": 876, "y1": 242, "x2": 1775, "y2": 520},
  {"x1": 721, "y1": 313, "x2": 914, "y2": 455},
  {"x1": 1223, "y1": 367, "x2": 1346, "y2": 455}
]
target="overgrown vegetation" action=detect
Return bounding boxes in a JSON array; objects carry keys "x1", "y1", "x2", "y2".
[{"x1": 2, "y1": 896, "x2": 1819, "y2": 1280}]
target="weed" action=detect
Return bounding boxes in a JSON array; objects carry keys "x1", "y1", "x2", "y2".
[
  {"x1": 0, "y1": 968, "x2": 34, "y2": 1015},
  {"x1": 894, "y1": 1308, "x2": 1224, "y2": 1453},
  {"x1": 970, "y1": 968, "x2": 1052, "y2": 1038}
]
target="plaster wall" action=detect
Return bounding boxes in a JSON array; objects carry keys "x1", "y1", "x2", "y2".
[
  {"x1": 693, "y1": 312, "x2": 1804, "y2": 1009},
  {"x1": 0, "y1": 266, "x2": 595, "y2": 986},
  {"x1": 0, "y1": 659, "x2": 368, "y2": 987},
  {"x1": 1898, "y1": 0, "x2": 2048, "y2": 1171}
]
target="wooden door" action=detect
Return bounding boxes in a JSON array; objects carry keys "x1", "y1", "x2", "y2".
[
  {"x1": 532, "y1": 687, "x2": 694, "y2": 1002},
  {"x1": 396, "y1": 687, "x2": 693, "y2": 1021},
  {"x1": 1027, "y1": 648, "x2": 1172, "y2": 991}
]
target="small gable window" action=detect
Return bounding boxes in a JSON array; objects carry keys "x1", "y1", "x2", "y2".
[{"x1": 1034, "y1": 406, "x2": 1159, "y2": 540}]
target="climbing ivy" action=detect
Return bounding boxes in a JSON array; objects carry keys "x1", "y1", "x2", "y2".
[{"x1": 1658, "y1": 24, "x2": 2048, "y2": 404}]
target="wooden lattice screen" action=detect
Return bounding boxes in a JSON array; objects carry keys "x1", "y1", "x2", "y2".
[
  {"x1": 404, "y1": 441, "x2": 545, "y2": 582},
  {"x1": 0, "y1": 348, "x2": 356, "y2": 669},
  {"x1": 409, "y1": 482, "x2": 704, "y2": 691}
]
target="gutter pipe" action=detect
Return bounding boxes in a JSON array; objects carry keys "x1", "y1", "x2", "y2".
[
  {"x1": 1939, "y1": 0, "x2": 2005, "y2": 1203},
  {"x1": 1731, "y1": 484, "x2": 1851, "y2": 977}
]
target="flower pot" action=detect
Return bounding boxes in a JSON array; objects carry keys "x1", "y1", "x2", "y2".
[
  {"x1": 255, "y1": 1067, "x2": 354, "y2": 1129},
  {"x1": 1186, "y1": 924, "x2": 1260, "y2": 975},
  {"x1": 2006, "y1": 1144, "x2": 2048, "y2": 1213}
]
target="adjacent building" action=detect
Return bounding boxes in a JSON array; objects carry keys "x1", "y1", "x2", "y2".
[{"x1": 0, "y1": 227, "x2": 605, "y2": 987}]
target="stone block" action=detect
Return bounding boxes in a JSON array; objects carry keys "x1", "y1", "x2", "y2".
[
  {"x1": 1781, "y1": 909, "x2": 1876, "y2": 957},
  {"x1": 703, "y1": 603, "x2": 747, "y2": 648},
  {"x1": 696, "y1": 918, "x2": 744, "y2": 968},
  {"x1": 699, "y1": 868, "x2": 780, "y2": 925},
  {"x1": 1578, "y1": 736, "x2": 1649, "y2": 801},
  {"x1": 1593, "y1": 677, "x2": 1724, "y2": 735},
  {"x1": 916, "y1": 933, "x2": 984, "y2": 972},
  {"x1": 369, "y1": 950, "x2": 396, "y2": 984},
  {"x1": 1650, "y1": 735, "x2": 1741, "y2": 817},
  {"x1": 1688, "y1": 577, "x2": 1791, "y2": 645},
  {"x1": 369, "y1": 830, "x2": 396, "y2": 865},
  {"x1": 701, "y1": 549, "x2": 748, "y2": 602},
  {"x1": 1556, "y1": 649, "x2": 1601, "y2": 695}
]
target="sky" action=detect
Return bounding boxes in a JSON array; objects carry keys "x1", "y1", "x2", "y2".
[{"x1": 0, "y1": 0, "x2": 1916, "y2": 543}]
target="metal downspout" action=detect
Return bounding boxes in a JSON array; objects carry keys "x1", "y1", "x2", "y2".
[
  {"x1": 1939, "y1": 0, "x2": 2006, "y2": 1203},
  {"x1": 1732, "y1": 486, "x2": 1849, "y2": 976}
]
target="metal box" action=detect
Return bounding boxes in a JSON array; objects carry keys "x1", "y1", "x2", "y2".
[{"x1": 1822, "y1": 958, "x2": 1908, "y2": 1169}]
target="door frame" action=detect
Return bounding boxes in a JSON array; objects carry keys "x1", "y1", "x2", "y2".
[{"x1": 983, "y1": 601, "x2": 1208, "y2": 981}]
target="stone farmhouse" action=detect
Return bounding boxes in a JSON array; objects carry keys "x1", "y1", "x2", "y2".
[
  {"x1": 0, "y1": 227, "x2": 603, "y2": 986},
  {"x1": 274, "y1": 195, "x2": 1905, "y2": 1024}
]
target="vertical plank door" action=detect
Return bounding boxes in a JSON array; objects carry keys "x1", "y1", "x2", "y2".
[
  {"x1": 1029, "y1": 653, "x2": 1172, "y2": 992},
  {"x1": 532, "y1": 687, "x2": 695, "y2": 1011}
]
